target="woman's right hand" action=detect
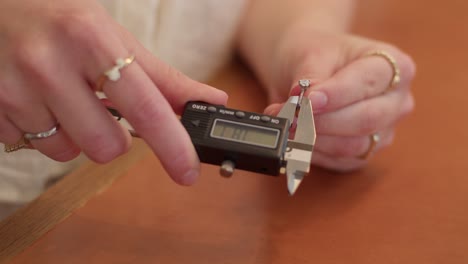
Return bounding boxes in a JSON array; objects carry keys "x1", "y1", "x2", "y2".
[{"x1": 0, "y1": 0, "x2": 228, "y2": 185}]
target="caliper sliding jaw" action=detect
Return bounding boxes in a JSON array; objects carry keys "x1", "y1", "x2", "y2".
[{"x1": 277, "y1": 80, "x2": 316, "y2": 195}]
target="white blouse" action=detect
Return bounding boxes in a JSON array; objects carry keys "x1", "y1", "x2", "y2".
[{"x1": 99, "y1": 0, "x2": 247, "y2": 80}]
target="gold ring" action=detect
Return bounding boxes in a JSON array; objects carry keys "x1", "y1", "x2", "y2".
[
  {"x1": 95, "y1": 55, "x2": 135, "y2": 92},
  {"x1": 366, "y1": 50, "x2": 401, "y2": 92},
  {"x1": 4, "y1": 137, "x2": 31, "y2": 153},
  {"x1": 359, "y1": 133, "x2": 380, "y2": 160}
]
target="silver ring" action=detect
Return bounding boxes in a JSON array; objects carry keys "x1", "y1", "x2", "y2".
[{"x1": 24, "y1": 125, "x2": 59, "y2": 140}]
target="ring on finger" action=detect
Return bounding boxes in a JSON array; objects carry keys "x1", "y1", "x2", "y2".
[
  {"x1": 358, "y1": 133, "x2": 380, "y2": 160},
  {"x1": 95, "y1": 55, "x2": 136, "y2": 92},
  {"x1": 24, "y1": 124, "x2": 59, "y2": 140},
  {"x1": 365, "y1": 50, "x2": 401, "y2": 92},
  {"x1": 4, "y1": 124, "x2": 60, "y2": 153},
  {"x1": 4, "y1": 137, "x2": 31, "y2": 153}
]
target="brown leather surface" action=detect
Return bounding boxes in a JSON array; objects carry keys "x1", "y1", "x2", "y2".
[{"x1": 7, "y1": 0, "x2": 468, "y2": 263}]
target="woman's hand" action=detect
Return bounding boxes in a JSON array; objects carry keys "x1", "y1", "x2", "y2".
[
  {"x1": 0, "y1": 0, "x2": 227, "y2": 184},
  {"x1": 263, "y1": 22, "x2": 416, "y2": 172}
]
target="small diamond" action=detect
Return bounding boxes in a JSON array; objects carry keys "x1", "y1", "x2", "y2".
[{"x1": 299, "y1": 79, "x2": 311, "y2": 88}]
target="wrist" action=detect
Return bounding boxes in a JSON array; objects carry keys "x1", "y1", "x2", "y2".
[{"x1": 237, "y1": 1, "x2": 355, "y2": 102}]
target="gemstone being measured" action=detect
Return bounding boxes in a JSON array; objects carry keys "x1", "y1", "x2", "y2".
[{"x1": 299, "y1": 79, "x2": 311, "y2": 88}]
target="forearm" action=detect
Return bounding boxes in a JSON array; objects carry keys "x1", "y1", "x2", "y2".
[{"x1": 237, "y1": 0, "x2": 356, "y2": 97}]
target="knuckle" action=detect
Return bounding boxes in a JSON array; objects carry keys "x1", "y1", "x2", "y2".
[
  {"x1": 0, "y1": 123, "x2": 22, "y2": 144},
  {"x1": 53, "y1": 8, "x2": 102, "y2": 47},
  {"x1": 163, "y1": 66, "x2": 188, "y2": 85},
  {"x1": 400, "y1": 94, "x2": 415, "y2": 118},
  {"x1": 359, "y1": 106, "x2": 382, "y2": 135},
  {"x1": 386, "y1": 132, "x2": 396, "y2": 146},
  {"x1": 1, "y1": 98, "x2": 22, "y2": 114},
  {"x1": 378, "y1": 132, "x2": 395, "y2": 151},
  {"x1": 11, "y1": 38, "x2": 49, "y2": 71},
  {"x1": 170, "y1": 68, "x2": 186, "y2": 81},
  {"x1": 10, "y1": 39, "x2": 57, "y2": 91},
  {"x1": 85, "y1": 132, "x2": 130, "y2": 163},
  {"x1": 332, "y1": 137, "x2": 369, "y2": 157},
  {"x1": 0, "y1": 87, "x2": 19, "y2": 113},
  {"x1": 131, "y1": 96, "x2": 166, "y2": 130},
  {"x1": 398, "y1": 53, "x2": 417, "y2": 80},
  {"x1": 8, "y1": 35, "x2": 30, "y2": 62},
  {"x1": 0, "y1": 91, "x2": 30, "y2": 117},
  {"x1": 404, "y1": 94, "x2": 416, "y2": 114},
  {"x1": 49, "y1": 147, "x2": 81, "y2": 162}
]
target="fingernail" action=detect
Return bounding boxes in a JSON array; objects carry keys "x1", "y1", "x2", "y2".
[
  {"x1": 205, "y1": 85, "x2": 228, "y2": 103},
  {"x1": 264, "y1": 107, "x2": 275, "y2": 116},
  {"x1": 308, "y1": 91, "x2": 328, "y2": 110},
  {"x1": 181, "y1": 168, "x2": 199, "y2": 186},
  {"x1": 215, "y1": 90, "x2": 229, "y2": 104},
  {"x1": 217, "y1": 89, "x2": 228, "y2": 98}
]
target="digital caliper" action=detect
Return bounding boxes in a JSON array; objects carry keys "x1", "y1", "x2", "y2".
[{"x1": 108, "y1": 79, "x2": 316, "y2": 195}]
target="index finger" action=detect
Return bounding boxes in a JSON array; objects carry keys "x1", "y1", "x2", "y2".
[{"x1": 101, "y1": 60, "x2": 201, "y2": 185}]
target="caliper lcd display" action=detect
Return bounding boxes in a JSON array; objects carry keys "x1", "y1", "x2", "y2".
[{"x1": 210, "y1": 119, "x2": 279, "y2": 149}]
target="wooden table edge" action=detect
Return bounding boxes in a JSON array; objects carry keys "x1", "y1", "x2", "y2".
[{"x1": 0, "y1": 140, "x2": 151, "y2": 263}]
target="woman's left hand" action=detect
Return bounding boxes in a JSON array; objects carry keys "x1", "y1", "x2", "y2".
[{"x1": 263, "y1": 23, "x2": 416, "y2": 172}]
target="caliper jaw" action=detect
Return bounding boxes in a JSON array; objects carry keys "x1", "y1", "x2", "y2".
[{"x1": 277, "y1": 80, "x2": 316, "y2": 195}]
